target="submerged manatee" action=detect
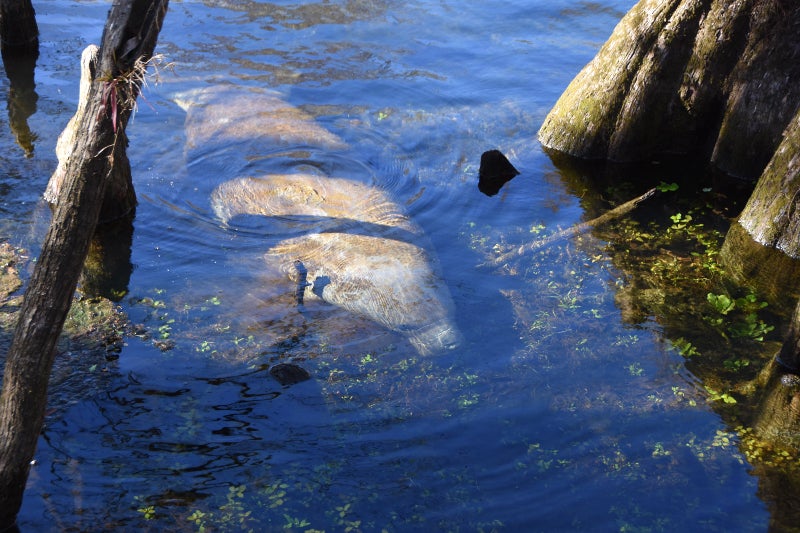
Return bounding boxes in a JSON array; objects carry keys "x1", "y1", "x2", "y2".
[
  {"x1": 174, "y1": 85, "x2": 347, "y2": 153},
  {"x1": 211, "y1": 174, "x2": 461, "y2": 355}
]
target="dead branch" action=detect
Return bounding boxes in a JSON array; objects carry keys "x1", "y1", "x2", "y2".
[{"x1": 487, "y1": 187, "x2": 658, "y2": 268}]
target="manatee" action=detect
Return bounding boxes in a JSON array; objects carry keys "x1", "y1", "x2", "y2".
[
  {"x1": 174, "y1": 85, "x2": 348, "y2": 153},
  {"x1": 211, "y1": 174, "x2": 461, "y2": 355}
]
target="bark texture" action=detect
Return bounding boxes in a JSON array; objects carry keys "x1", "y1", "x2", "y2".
[
  {"x1": 538, "y1": 0, "x2": 800, "y2": 180},
  {"x1": 777, "y1": 298, "x2": 800, "y2": 373},
  {"x1": 734, "y1": 108, "x2": 800, "y2": 257},
  {"x1": 0, "y1": 1, "x2": 168, "y2": 528},
  {"x1": 45, "y1": 45, "x2": 137, "y2": 223}
]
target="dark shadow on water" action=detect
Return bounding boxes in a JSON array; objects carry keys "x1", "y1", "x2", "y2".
[
  {"x1": 545, "y1": 147, "x2": 800, "y2": 533},
  {"x1": 1, "y1": 46, "x2": 39, "y2": 158},
  {"x1": 80, "y1": 215, "x2": 136, "y2": 302}
]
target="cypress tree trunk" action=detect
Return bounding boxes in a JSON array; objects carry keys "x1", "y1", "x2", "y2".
[
  {"x1": 538, "y1": 0, "x2": 800, "y2": 181},
  {"x1": 0, "y1": 1, "x2": 168, "y2": 528},
  {"x1": 733, "y1": 108, "x2": 800, "y2": 257}
]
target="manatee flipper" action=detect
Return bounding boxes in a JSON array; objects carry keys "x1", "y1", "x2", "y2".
[{"x1": 292, "y1": 259, "x2": 312, "y2": 307}]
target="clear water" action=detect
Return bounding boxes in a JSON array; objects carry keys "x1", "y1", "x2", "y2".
[{"x1": 4, "y1": 0, "x2": 776, "y2": 530}]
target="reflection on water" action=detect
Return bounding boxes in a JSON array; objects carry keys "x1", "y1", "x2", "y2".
[{"x1": 3, "y1": 0, "x2": 792, "y2": 530}]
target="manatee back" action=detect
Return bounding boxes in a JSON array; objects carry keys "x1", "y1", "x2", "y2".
[
  {"x1": 270, "y1": 232, "x2": 460, "y2": 355},
  {"x1": 175, "y1": 85, "x2": 347, "y2": 152},
  {"x1": 211, "y1": 174, "x2": 420, "y2": 236}
]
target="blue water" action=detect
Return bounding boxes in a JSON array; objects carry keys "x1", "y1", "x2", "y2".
[{"x1": 4, "y1": 0, "x2": 773, "y2": 530}]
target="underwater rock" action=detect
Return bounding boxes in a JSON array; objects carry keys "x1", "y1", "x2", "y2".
[
  {"x1": 478, "y1": 149, "x2": 519, "y2": 196},
  {"x1": 212, "y1": 174, "x2": 461, "y2": 355},
  {"x1": 269, "y1": 363, "x2": 311, "y2": 385}
]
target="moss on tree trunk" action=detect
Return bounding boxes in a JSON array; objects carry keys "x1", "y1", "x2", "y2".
[
  {"x1": 733, "y1": 108, "x2": 800, "y2": 257},
  {"x1": 538, "y1": 0, "x2": 800, "y2": 180}
]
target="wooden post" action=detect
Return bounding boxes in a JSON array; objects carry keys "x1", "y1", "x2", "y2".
[{"x1": 0, "y1": 1, "x2": 168, "y2": 528}]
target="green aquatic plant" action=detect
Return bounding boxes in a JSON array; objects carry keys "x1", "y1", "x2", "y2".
[
  {"x1": 704, "y1": 386, "x2": 737, "y2": 404},
  {"x1": 722, "y1": 357, "x2": 750, "y2": 372},
  {"x1": 671, "y1": 385, "x2": 698, "y2": 407},
  {"x1": 333, "y1": 503, "x2": 362, "y2": 532},
  {"x1": 706, "y1": 293, "x2": 735, "y2": 315},
  {"x1": 136, "y1": 504, "x2": 156, "y2": 520},
  {"x1": 157, "y1": 316, "x2": 174, "y2": 339},
  {"x1": 671, "y1": 338, "x2": 699, "y2": 358},
  {"x1": 667, "y1": 212, "x2": 692, "y2": 233},
  {"x1": 195, "y1": 339, "x2": 215, "y2": 353},
  {"x1": 705, "y1": 291, "x2": 774, "y2": 341},
  {"x1": 626, "y1": 362, "x2": 645, "y2": 377},
  {"x1": 651, "y1": 442, "x2": 671, "y2": 458},
  {"x1": 187, "y1": 510, "x2": 207, "y2": 531}
]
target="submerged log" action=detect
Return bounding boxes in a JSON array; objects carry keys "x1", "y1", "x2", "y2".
[
  {"x1": 537, "y1": 0, "x2": 800, "y2": 181},
  {"x1": 487, "y1": 186, "x2": 658, "y2": 268},
  {"x1": 0, "y1": 0, "x2": 168, "y2": 528}
]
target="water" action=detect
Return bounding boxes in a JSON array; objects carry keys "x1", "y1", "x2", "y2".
[{"x1": 3, "y1": 0, "x2": 778, "y2": 530}]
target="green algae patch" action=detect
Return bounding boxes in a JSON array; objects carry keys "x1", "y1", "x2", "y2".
[{"x1": 0, "y1": 242, "x2": 129, "y2": 360}]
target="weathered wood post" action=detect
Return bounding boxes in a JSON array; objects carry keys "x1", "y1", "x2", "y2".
[{"x1": 0, "y1": 0, "x2": 168, "y2": 528}]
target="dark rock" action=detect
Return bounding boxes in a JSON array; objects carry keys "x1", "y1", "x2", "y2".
[
  {"x1": 478, "y1": 149, "x2": 519, "y2": 196},
  {"x1": 269, "y1": 362, "x2": 311, "y2": 386}
]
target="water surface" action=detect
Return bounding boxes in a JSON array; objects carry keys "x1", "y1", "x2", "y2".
[{"x1": 4, "y1": 0, "x2": 777, "y2": 530}]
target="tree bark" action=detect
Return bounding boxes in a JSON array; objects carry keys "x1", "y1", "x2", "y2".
[
  {"x1": 731, "y1": 107, "x2": 800, "y2": 257},
  {"x1": 777, "y1": 296, "x2": 800, "y2": 375},
  {"x1": 0, "y1": 1, "x2": 168, "y2": 528},
  {"x1": 45, "y1": 45, "x2": 137, "y2": 223},
  {"x1": 537, "y1": 0, "x2": 800, "y2": 181},
  {"x1": 0, "y1": 0, "x2": 38, "y2": 54}
]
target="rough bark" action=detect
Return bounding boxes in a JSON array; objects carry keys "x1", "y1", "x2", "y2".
[
  {"x1": 732, "y1": 108, "x2": 800, "y2": 257},
  {"x1": 0, "y1": 1, "x2": 168, "y2": 528},
  {"x1": 0, "y1": 0, "x2": 38, "y2": 54},
  {"x1": 45, "y1": 45, "x2": 137, "y2": 223},
  {"x1": 720, "y1": 223, "x2": 800, "y2": 313},
  {"x1": 538, "y1": 0, "x2": 800, "y2": 181},
  {"x1": 775, "y1": 290, "x2": 800, "y2": 376}
]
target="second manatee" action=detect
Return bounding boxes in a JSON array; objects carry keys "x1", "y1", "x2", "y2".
[{"x1": 211, "y1": 173, "x2": 461, "y2": 355}]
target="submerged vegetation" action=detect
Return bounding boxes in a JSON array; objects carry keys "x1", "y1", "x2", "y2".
[{"x1": 86, "y1": 173, "x2": 789, "y2": 531}]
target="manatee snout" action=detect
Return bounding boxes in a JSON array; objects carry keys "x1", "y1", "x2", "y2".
[{"x1": 407, "y1": 321, "x2": 462, "y2": 356}]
